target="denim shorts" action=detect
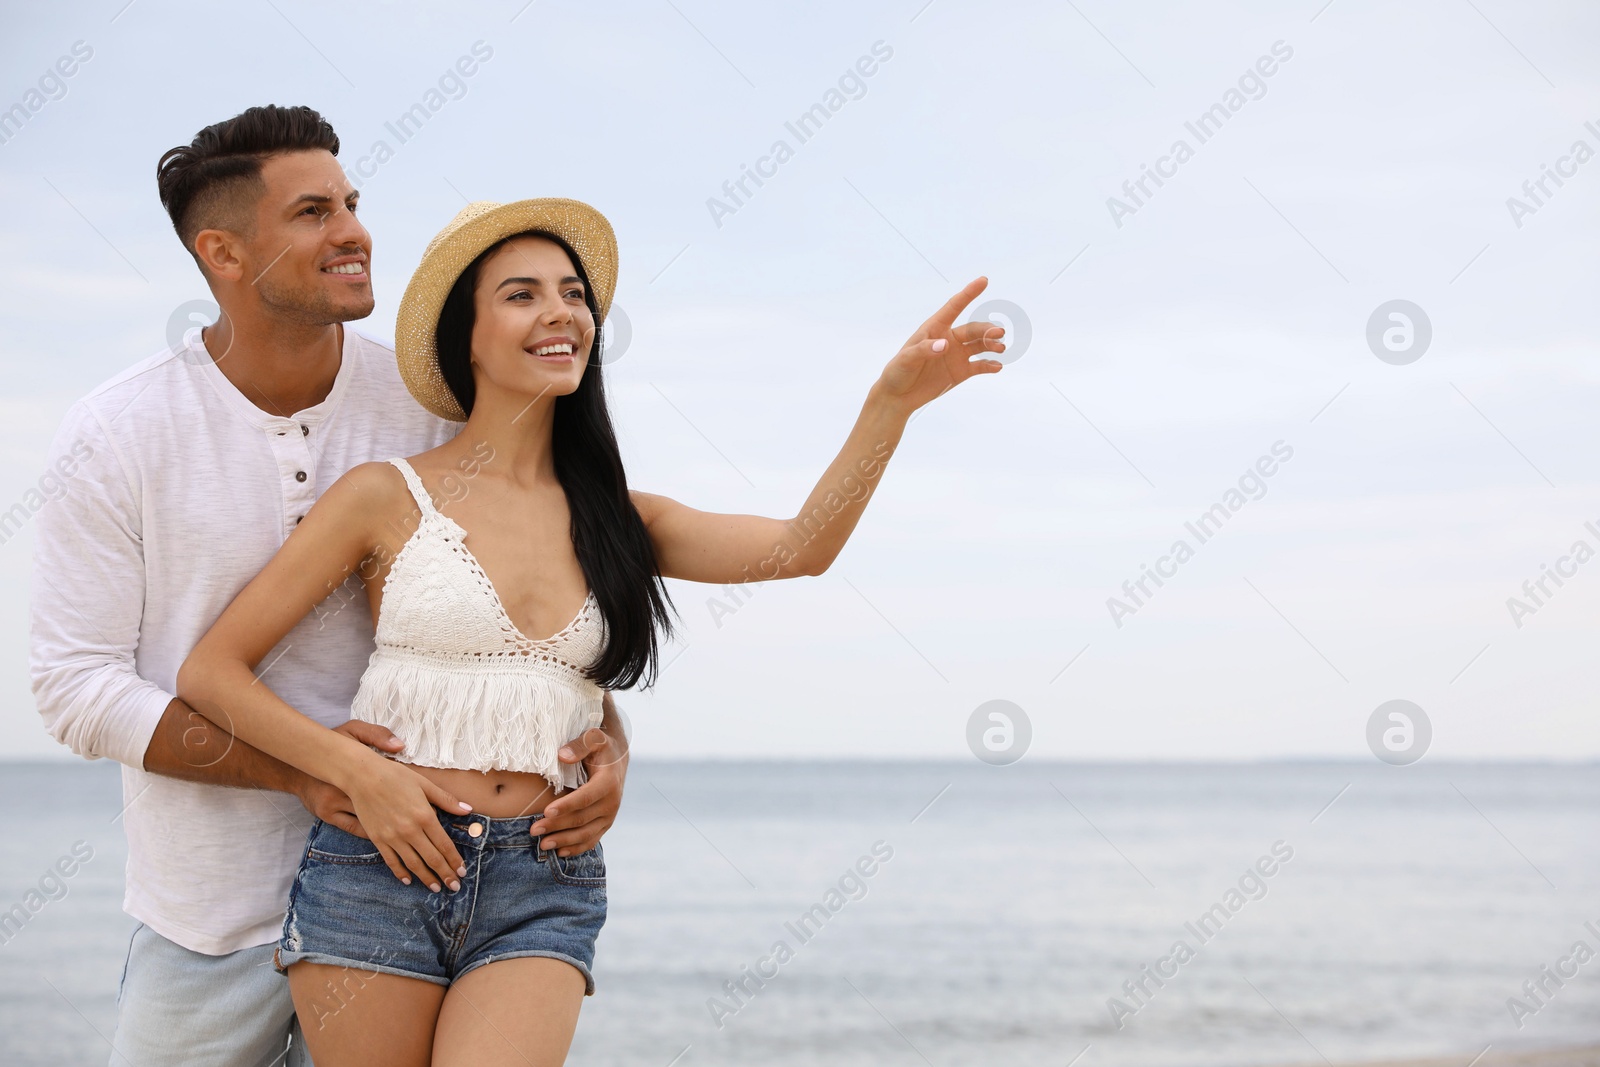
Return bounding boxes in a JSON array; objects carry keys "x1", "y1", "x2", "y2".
[{"x1": 274, "y1": 809, "x2": 606, "y2": 995}]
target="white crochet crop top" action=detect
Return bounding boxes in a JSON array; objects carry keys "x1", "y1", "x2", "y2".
[{"x1": 348, "y1": 457, "x2": 607, "y2": 790}]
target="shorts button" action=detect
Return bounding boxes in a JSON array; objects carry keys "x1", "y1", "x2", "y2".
[{"x1": 467, "y1": 822, "x2": 483, "y2": 838}]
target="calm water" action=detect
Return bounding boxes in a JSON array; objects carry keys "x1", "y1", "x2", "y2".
[{"x1": 1, "y1": 759, "x2": 1597, "y2": 1066}]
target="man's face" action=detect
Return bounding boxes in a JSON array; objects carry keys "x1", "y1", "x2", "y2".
[{"x1": 240, "y1": 150, "x2": 373, "y2": 325}]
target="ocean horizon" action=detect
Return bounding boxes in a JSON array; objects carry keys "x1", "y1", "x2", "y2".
[{"x1": 3, "y1": 757, "x2": 1596, "y2": 1066}]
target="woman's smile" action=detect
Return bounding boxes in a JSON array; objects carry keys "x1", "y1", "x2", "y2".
[{"x1": 528, "y1": 335, "x2": 578, "y2": 362}]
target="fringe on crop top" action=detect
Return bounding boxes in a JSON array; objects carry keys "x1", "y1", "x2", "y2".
[{"x1": 348, "y1": 457, "x2": 607, "y2": 791}]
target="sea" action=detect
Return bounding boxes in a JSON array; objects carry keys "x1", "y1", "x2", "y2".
[{"x1": 1, "y1": 758, "x2": 1597, "y2": 1067}]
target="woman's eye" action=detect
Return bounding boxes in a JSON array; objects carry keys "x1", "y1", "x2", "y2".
[
  {"x1": 566, "y1": 289, "x2": 585, "y2": 300},
  {"x1": 508, "y1": 291, "x2": 531, "y2": 301}
]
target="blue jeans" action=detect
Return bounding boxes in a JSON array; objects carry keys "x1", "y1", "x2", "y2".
[
  {"x1": 274, "y1": 809, "x2": 606, "y2": 1001},
  {"x1": 111, "y1": 921, "x2": 312, "y2": 1066}
]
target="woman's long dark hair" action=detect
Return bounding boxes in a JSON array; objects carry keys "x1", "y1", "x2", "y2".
[{"x1": 435, "y1": 230, "x2": 677, "y2": 691}]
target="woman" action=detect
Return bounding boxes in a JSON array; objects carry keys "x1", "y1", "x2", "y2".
[{"x1": 177, "y1": 197, "x2": 1006, "y2": 1066}]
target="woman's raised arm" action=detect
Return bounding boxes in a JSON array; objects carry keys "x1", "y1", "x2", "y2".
[{"x1": 635, "y1": 277, "x2": 1005, "y2": 585}]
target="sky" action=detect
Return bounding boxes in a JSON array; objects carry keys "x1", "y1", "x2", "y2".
[{"x1": 1, "y1": 0, "x2": 1597, "y2": 762}]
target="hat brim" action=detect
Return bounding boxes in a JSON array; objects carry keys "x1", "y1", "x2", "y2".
[{"x1": 395, "y1": 198, "x2": 618, "y2": 422}]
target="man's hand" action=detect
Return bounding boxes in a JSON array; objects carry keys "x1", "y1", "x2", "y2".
[
  {"x1": 292, "y1": 720, "x2": 404, "y2": 840},
  {"x1": 538, "y1": 725, "x2": 628, "y2": 856}
]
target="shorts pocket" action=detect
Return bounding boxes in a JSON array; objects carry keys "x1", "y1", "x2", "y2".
[
  {"x1": 547, "y1": 842, "x2": 607, "y2": 887},
  {"x1": 306, "y1": 820, "x2": 387, "y2": 865}
]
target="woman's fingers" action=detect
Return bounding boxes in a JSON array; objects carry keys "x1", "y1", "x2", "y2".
[
  {"x1": 961, "y1": 334, "x2": 1007, "y2": 358},
  {"x1": 376, "y1": 821, "x2": 462, "y2": 892},
  {"x1": 423, "y1": 815, "x2": 467, "y2": 881},
  {"x1": 393, "y1": 840, "x2": 448, "y2": 893},
  {"x1": 951, "y1": 320, "x2": 1005, "y2": 347},
  {"x1": 417, "y1": 781, "x2": 470, "y2": 882},
  {"x1": 942, "y1": 333, "x2": 1004, "y2": 364},
  {"x1": 412, "y1": 825, "x2": 464, "y2": 892},
  {"x1": 922, "y1": 276, "x2": 988, "y2": 335},
  {"x1": 387, "y1": 812, "x2": 462, "y2": 892},
  {"x1": 919, "y1": 337, "x2": 1001, "y2": 376},
  {"x1": 423, "y1": 779, "x2": 472, "y2": 815},
  {"x1": 374, "y1": 841, "x2": 413, "y2": 886},
  {"x1": 355, "y1": 774, "x2": 472, "y2": 890}
]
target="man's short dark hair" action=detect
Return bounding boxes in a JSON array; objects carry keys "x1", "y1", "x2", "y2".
[{"x1": 156, "y1": 104, "x2": 340, "y2": 262}]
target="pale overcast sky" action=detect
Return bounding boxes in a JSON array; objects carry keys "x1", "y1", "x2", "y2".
[{"x1": 1, "y1": 0, "x2": 1597, "y2": 761}]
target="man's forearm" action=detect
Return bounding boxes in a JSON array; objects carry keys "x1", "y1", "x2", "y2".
[
  {"x1": 141, "y1": 696, "x2": 307, "y2": 793},
  {"x1": 148, "y1": 692, "x2": 624, "y2": 792}
]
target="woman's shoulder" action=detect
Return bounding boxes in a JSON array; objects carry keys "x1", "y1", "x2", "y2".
[
  {"x1": 333, "y1": 458, "x2": 413, "y2": 499},
  {"x1": 305, "y1": 460, "x2": 427, "y2": 557},
  {"x1": 274, "y1": 460, "x2": 419, "y2": 567},
  {"x1": 314, "y1": 460, "x2": 419, "y2": 528},
  {"x1": 393, "y1": 441, "x2": 500, "y2": 502}
]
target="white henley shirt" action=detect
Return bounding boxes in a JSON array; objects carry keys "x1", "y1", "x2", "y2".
[{"x1": 29, "y1": 327, "x2": 457, "y2": 954}]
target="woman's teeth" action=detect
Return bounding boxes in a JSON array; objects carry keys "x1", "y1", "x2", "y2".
[
  {"x1": 323, "y1": 263, "x2": 363, "y2": 274},
  {"x1": 534, "y1": 344, "x2": 573, "y2": 356}
]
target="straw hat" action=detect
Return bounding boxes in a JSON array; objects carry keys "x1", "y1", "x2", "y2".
[{"x1": 395, "y1": 198, "x2": 618, "y2": 422}]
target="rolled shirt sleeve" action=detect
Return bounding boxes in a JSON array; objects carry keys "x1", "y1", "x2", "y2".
[{"x1": 29, "y1": 401, "x2": 173, "y2": 767}]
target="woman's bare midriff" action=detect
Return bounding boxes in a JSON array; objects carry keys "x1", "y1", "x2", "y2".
[{"x1": 409, "y1": 764, "x2": 567, "y2": 819}]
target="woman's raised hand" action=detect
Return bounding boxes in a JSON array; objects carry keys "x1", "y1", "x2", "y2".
[
  {"x1": 341, "y1": 755, "x2": 472, "y2": 892},
  {"x1": 875, "y1": 277, "x2": 1007, "y2": 416}
]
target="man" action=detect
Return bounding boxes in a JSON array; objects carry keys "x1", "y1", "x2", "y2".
[{"x1": 29, "y1": 104, "x2": 629, "y2": 1066}]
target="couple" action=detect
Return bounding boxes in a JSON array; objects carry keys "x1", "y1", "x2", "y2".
[{"x1": 30, "y1": 104, "x2": 1005, "y2": 1066}]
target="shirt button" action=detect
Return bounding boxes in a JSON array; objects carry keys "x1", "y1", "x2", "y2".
[
  {"x1": 467, "y1": 822, "x2": 483, "y2": 838},
  {"x1": 301, "y1": 424, "x2": 309, "y2": 436},
  {"x1": 295, "y1": 516, "x2": 303, "y2": 524},
  {"x1": 295, "y1": 471, "x2": 307, "y2": 483}
]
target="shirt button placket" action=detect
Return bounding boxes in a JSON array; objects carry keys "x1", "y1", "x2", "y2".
[{"x1": 273, "y1": 420, "x2": 316, "y2": 535}]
